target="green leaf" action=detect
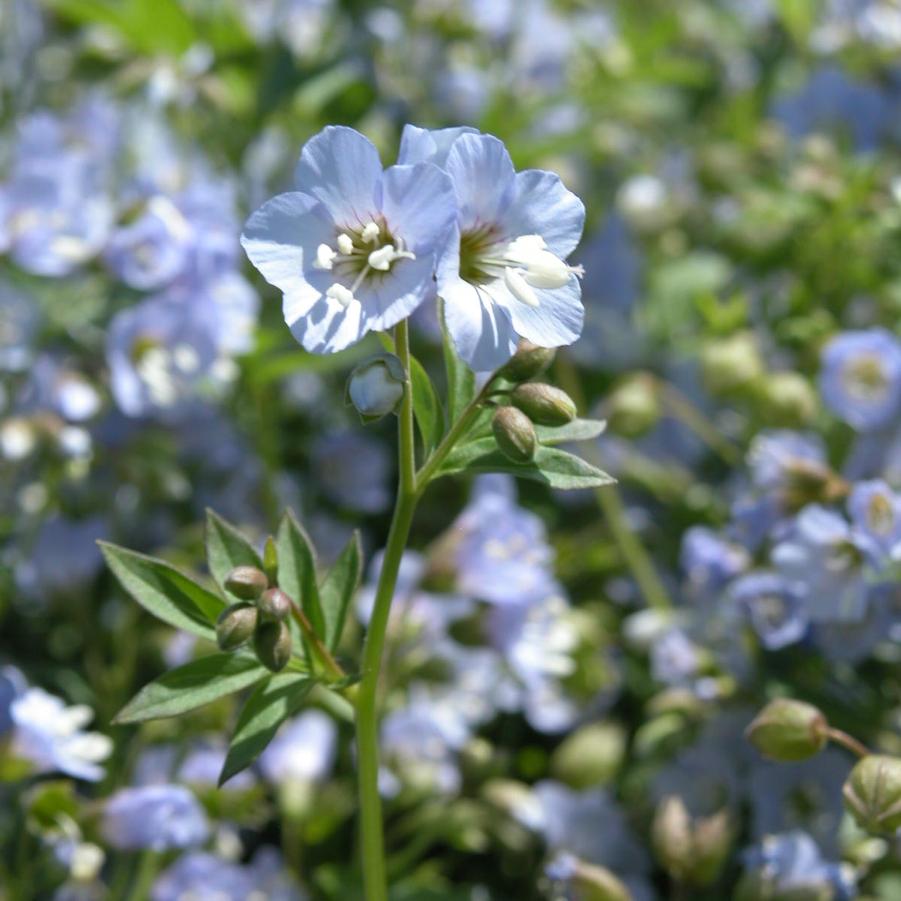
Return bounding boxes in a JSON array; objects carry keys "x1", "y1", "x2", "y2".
[
  {"x1": 219, "y1": 673, "x2": 315, "y2": 786},
  {"x1": 534, "y1": 418, "x2": 607, "y2": 445},
  {"x1": 410, "y1": 356, "x2": 445, "y2": 456},
  {"x1": 276, "y1": 511, "x2": 325, "y2": 638},
  {"x1": 206, "y1": 510, "x2": 263, "y2": 594},
  {"x1": 440, "y1": 301, "x2": 475, "y2": 422},
  {"x1": 99, "y1": 543, "x2": 223, "y2": 640},
  {"x1": 438, "y1": 444, "x2": 615, "y2": 490},
  {"x1": 114, "y1": 654, "x2": 267, "y2": 724},
  {"x1": 318, "y1": 532, "x2": 363, "y2": 651}
]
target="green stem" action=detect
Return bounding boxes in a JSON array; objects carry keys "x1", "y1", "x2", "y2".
[
  {"x1": 355, "y1": 319, "x2": 419, "y2": 901},
  {"x1": 287, "y1": 595, "x2": 347, "y2": 681},
  {"x1": 126, "y1": 851, "x2": 160, "y2": 901},
  {"x1": 827, "y1": 727, "x2": 869, "y2": 759}
]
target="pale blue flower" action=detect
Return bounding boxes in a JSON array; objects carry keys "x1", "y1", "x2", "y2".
[
  {"x1": 399, "y1": 127, "x2": 585, "y2": 370},
  {"x1": 242, "y1": 126, "x2": 456, "y2": 354},
  {"x1": 820, "y1": 328, "x2": 901, "y2": 432},
  {"x1": 101, "y1": 784, "x2": 208, "y2": 851},
  {"x1": 742, "y1": 831, "x2": 854, "y2": 901},
  {"x1": 730, "y1": 571, "x2": 809, "y2": 650},
  {"x1": 259, "y1": 710, "x2": 337, "y2": 785},
  {"x1": 681, "y1": 526, "x2": 750, "y2": 601},
  {"x1": 848, "y1": 479, "x2": 901, "y2": 565},
  {"x1": 10, "y1": 687, "x2": 111, "y2": 782}
]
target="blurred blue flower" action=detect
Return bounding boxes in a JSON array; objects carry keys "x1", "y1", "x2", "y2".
[
  {"x1": 681, "y1": 526, "x2": 750, "y2": 601},
  {"x1": 259, "y1": 710, "x2": 337, "y2": 786},
  {"x1": 820, "y1": 328, "x2": 901, "y2": 432},
  {"x1": 242, "y1": 126, "x2": 456, "y2": 354},
  {"x1": 730, "y1": 571, "x2": 809, "y2": 650},
  {"x1": 452, "y1": 476, "x2": 559, "y2": 606},
  {"x1": 311, "y1": 429, "x2": 391, "y2": 513},
  {"x1": 848, "y1": 479, "x2": 901, "y2": 566},
  {"x1": 0, "y1": 279, "x2": 39, "y2": 372},
  {"x1": 742, "y1": 831, "x2": 854, "y2": 900},
  {"x1": 101, "y1": 784, "x2": 208, "y2": 851},
  {"x1": 10, "y1": 687, "x2": 111, "y2": 782},
  {"x1": 773, "y1": 505, "x2": 871, "y2": 622},
  {"x1": 399, "y1": 127, "x2": 585, "y2": 370}
]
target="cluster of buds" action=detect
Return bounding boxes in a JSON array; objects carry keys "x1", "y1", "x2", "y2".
[
  {"x1": 491, "y1": 340, "x2": 577, "y2": 463},
  {"x1": 215, "y1": 554, "x2": 294, "y2": 672}
]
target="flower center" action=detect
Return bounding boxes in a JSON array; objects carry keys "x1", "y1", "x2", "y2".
[
  {"x1": 844, "y1": 355, "x2": 888, "y2": 400},
  {"x1": 458, "y1": 229, "x2": 583, "y2": 307},
  {"x1": 312, "y1": 218, "x2": 415, "y2": 308}
]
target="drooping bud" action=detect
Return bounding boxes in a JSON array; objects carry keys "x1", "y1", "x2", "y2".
[
  {"x1": 216, "y1": 603, "x2": 258, "y2": 651},
  {"x1": 511, "y1": 383, "x2": 577, "y2": 426},
  {"x1": 224, "y1": 566, "x2": 268, "y2": 601},
  {"x1": 569, "y1": 862, "x2": 632, "y2": 901},
  {"x1": 497, "y1": 339, "x2": 556, "y2": 382},
  {"x1": 652, "y1": 796, "x2": 732, "y2": 886},
  {"x1": 492, "y1": 407, "x2": 537, "y2": 462},
  {"x1": 263, "y1": 536, "x2": 278, "y2": 586},
  {"x1": 253, "y1": 619, "x2": 292, "y2": 672},
  {"x1": 551, "y1": 723, "x2": 626, "y2": 789},
  {"x1": 606, "y1": 374, "x2": 660, "y2": 437},
  {"x1": 745, "y1": 699, "x2": 828, "y2": 762},
  {"x1": 346, "y1": 353, "x2": 406, "y2": 420},
  {"x1": 843, "y1": 755, "x2": 901, "y2": 834},
  {"x1": 701, "y1": 332, "x2": 764, "y2": 396},
  {"x1": 258, "y1": 587, "x2": 292, "y2": 622}
]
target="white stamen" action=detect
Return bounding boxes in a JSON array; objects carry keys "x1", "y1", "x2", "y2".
[
  {"x1": 327, "y1": 284, "x2": 356, "y2": 307},
  {"x1": 337, "y1": 233, "x2": 354, "y2": 255},
  {"x1": 313, "y1": 243, "x2": 336, "y2": 270},
  {"x1": 368, "y1": 244, "x2": 397, "y2": 271},
  {"x1": 503, "y1": 267, "x2": 540, "y2": 307},
  {"x1": 502, "y1": 233, "x2": 580, "y2": 290},
  {"x1": 361, "y1": 221, "x2": 381, "y2": 243}
]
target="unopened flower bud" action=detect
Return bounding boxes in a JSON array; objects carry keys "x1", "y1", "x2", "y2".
[
  {"x1": 492, "y1": 407, "x2": 537, "y2": 462},
  {"x1": 253, "y1": 619, "x2": 293, "y2": 672},
  {"x1": 758, "y1": 372, "x2": 818, "y2": 426},
  {"x1": 571, "y1": 862, "x2": 632, "y2": 901},
  {"x1": 551, "y1": 723, "x2": 626, "y2": 788},
  {"x1": 746, "y1": 699, "x2": 828, "y2": 762},
  {"x1": 843, "y1": 755, "x2": 901, "y2": 834},
  {"x1": 498, "y1": 339, "x2": 556, "y2": 382},
  {"x1": 224, "y1": 566, "x2": 268, "y2": 601},
  {"x1": 216, "y1": 603, "x2": 258, "y2": 651},
  {"x1": 511, "y1": 383, "x2": 577, "y2": 426},
  {"x1": 701, "y1": 332, "x2": 763, "y2": 396},
  {"x1": 263, "y1": 536, "x2": 278, "y2": 586},
  {"x1": 346, "y1": 353, "x2": 405, "y2": 420},
  {"x1": 258, "y1": 587, "x2": 292, "y2": 621},
  {"x1": 652, "y1": 796, "x2": 731, "y2": 886},
  {"x1": 606, "y1": 374, "x2": 660, "y2": 437}
]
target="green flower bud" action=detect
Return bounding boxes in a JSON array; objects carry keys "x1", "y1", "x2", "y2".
[
  {"x1": 652, "y1": 796, "x2": 732, "y2": 887},
  {"x1": 346, "y1": 353, "x2": 406, "y2": 420},
  {"x1": 551, "y1": 722, "x2": 626, "y2": 788},
  {"x1": 262, "y1": 536, "x2": 278, "y2": 586},
  {"x1": 258, "y1": 587, "x2": 292, "y2": 621},
  {"x1": 511, "y1": 383, "x2": 577, "y2": 426},
  {"x1": 745, "y1": 699, "x2": 828, "y2": 762},
  {"x1": 701, "y1": 332, "x2": 764, "y2": 396},
  {"x1": 843, "y1": 755, "x2": 901, "y2": 834},
  {"x1": 253, "y1": 619, "x2": 293, "y2": 672},
  {"x1": 758, "y1": 372, "x2": 818, "y2": 426},
  {"x1": 492, "y1": 407, "x2": 537, "y2": 463},
  {"x1": 216, "y1": 603, "x2": 258, "y2": 651},
  {"x1": 497, "y1": 339, "x2": 556, "y2": 382},
  {"x1": 570, "y1": 862, "x2": 633, "y2": 901},
  {"x1": 606, "y1": 374, "x2": 660, "y2": 437},
  {"x1": 224, "y1": 566, "x2": 268, "y2": 601}
]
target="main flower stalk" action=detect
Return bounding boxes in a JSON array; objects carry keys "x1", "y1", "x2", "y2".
[{"x1": 354, "y1": 319, "x2": 418, "y2": 901}]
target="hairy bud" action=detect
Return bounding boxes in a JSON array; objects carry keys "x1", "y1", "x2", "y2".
[
  {"x1": 606, "y1": 374, "x2": 660, "y2": 437},
  {"x1": 224, "y1": 566, "x2": 268, "y2": 601},
  {"x1": 346, "y1": 353, "x2": 405, "y2": 420},
  {"x1": 258, "y1": 587, "x2": 292, "y2": 621},
  {"x1": 758, "y1": 372, "x2": 818, "y2": 426},
  {"x1": 652, "y1": 796, "x2": 732, "y2": 886},
  {"x1": 701, "y1": 332, "x2": 764, "y2": 396},
  {"x1": 551, "y1": 723, "x2": 626, "y2": 788},
  {"x1": 568, "y1": 862, "x2": 632, "y2": 901},
  {"x1": 498, "y1": 339, "x2": 556, "y2": 382},
  {"x1": 511, "y1": 383, "x2": 577, "y2": 426},
  {"x1": 253, "y1": 619, "x2": 293, "y2": 672},
  {"x1": 492, "y1": 407, "x2": 537, "y2": 463},
  {"x1": 746, "y1": 699, "x2": 828, "y2": 762},
  {"x1": 216, "y1": 603, "x2": 258, "y2": 651},
  {"x1": 843, "y1": 755, "x2": 901, "y2": 834}
]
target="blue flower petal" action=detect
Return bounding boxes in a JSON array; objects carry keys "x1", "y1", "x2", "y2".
[{"x1": 506, "y1": 169, "x2": 585, "y2": 258}]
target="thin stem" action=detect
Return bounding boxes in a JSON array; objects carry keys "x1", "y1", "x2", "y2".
[
  {"x1": 827, "y1": 727, "x2": 869, "y2": 759},
  {"x1": 287, "y1": 596, "x2": 346, "y2": 681},
  {"x1": 355, "y1": 318, "x2": 419, "y2": 901},
  {"x1": 657, "y1": 379, "x2": 742, "y2": 465},
  {"x1": 554, "y1": 354, "x2": 673, "y2": 611}
]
